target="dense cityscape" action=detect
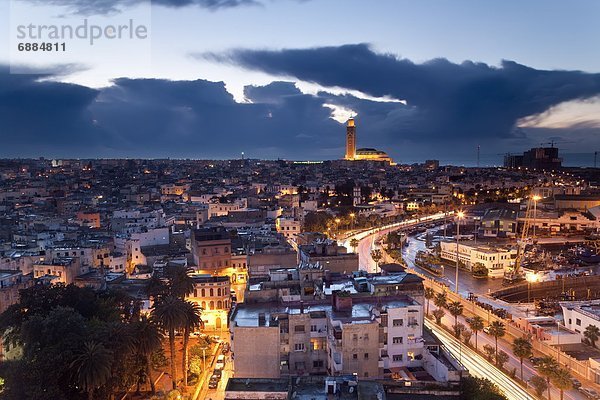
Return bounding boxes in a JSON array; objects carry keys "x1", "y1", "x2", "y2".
[{"x1": 3, "y1": 1, "x2": 600, "y2": 400}]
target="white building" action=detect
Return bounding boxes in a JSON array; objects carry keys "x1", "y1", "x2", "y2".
[
  {"x1": 561, "y1": 301, "x2": 600, "y2": 347},
  {"x1": 378, "y1": 301, "x2": 424, "y2": 370},
  {"x1": 439, "y1": 241, "x2": 517, "y2": 277},
  {"x1": 276, "y1": 217, "x2": 301, "y2": 240}
]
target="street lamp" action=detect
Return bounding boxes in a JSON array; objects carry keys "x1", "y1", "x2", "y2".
[
  {"x1": 334, "y1": 218, "x2": 341, "y2": 238},
  {"x1": 455, "y1": 211, "x2": 465, "y2": 294},
  {"x1": 349, "y1": 213, "x2": 355, "y2": 230},
  {"x1": 526, "y1": 272, "x2": 538, "y2": 304},
  {"x1": 532, "y1": 195, "x2": 541, "y2": 239}
]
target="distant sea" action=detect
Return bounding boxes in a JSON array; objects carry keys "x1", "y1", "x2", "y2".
[{"x1": 400, "y1": 153, "x2": 599, "y2": 168}]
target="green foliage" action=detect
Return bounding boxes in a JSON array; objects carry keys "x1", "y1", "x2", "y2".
[
  {"x1": 495, "y1": 350, "x2": 509, "y2": 369},
  {"x1": 303, "y1": 211, "x2": 334, "y2": 232},
  {"x1": 461, "y1": 329, "x2": 472, "y2": 345},
  {"x1": 529, "y1": 375, "x2": 548, "y2": 397},
  {"x1": 460, "y1": 376, "x2": 507, "y2": 400},
  {"x1": 432, "y1": 308, "x2": 445, "y2": 325},
  {"x1": 472, "y1": 262, "x2": 488, "y2": 277},
  {"x1": 483, "y1": 344, "x2": 496, "y2": 362},
  {"x1": 0, "y1": 284, "x2": 160, "y2": 400},
  {"x1": 584, "y1": 324, "x2": 600, "y2": 347},
  {"x1": 433, "y1": 292, "x2": 447, "y2": 309}
]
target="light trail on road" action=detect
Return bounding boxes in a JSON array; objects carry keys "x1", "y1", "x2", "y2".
[{"x1": 426, "y1": 319, "x2": 536, "y2": 400}]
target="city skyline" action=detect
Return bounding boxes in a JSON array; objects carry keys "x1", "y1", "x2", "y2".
[{"x1": 1, "y1": 0, "x2": 600, "y2": 163}]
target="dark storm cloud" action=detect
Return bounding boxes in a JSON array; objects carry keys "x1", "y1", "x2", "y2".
[
  {"x1": 0, "y1": 67, "x2": 342, "y2": 159},
  {"x1": 24, "y1": 0, "x2": 275, "y2": 15},
  {"x1": 204, "y1": 43, "x2": 600, "y2": 140},
  {"x1": 0, "y1": 65, "x2": 109, "y2": 152}
]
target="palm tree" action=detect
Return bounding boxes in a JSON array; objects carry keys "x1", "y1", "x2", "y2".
[
  {"x1": 433, "y1": 291, "x2": 447, "y2": 309},
  {"x1": 488, "y1": 320, "x2": 505, "y2": 362},
  {"x1": 167, "y1": 265, "x2": 195, "y2": 299},
  {"x1": 424, "y1": 287, "x2": 435, "y2": 316},
  {"x1": 134, "y1": 315, "x2": 164, "y2": 394},
  {"x1": 152, "y1": 296, "x2": 186, "y2": 390},
  {"x1": 550, "y1": 366, "x2": 572, "y2": 400},
  {"x1": 432, "y1": 308, "x2": 445, "y2": 325},
  {"x1": 181, "y1": 301, "x2": 203, "y2": 388},
  {"x1": 447, "y1": 301, "x2": 464, "y2": 333},
  {"x1": 537, "y1": 355, "x2": 559, "y2": 400},
  {"x1": 70, "y1": 341, "x2": 113, "y2": 400},
  {"x1": 511, "y1": 336, "x2": 533, "y2": 381},
  {"x1": 467, "y1": 316, "x2": 484, "y2": 350},
  {"x1": 584, "y1": 324, "x2": 600, "y2": 348},
  {"x1": 350, "y1": 238, "x2": 359, "y2": 253},
  {"x1": 370, "y1": 249, "x2": 383, "y2": 272}
]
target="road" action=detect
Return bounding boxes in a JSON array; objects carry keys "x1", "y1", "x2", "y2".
[
  {"x1": 431, "y1": 306, "x2": 587, "y2": 400},
  {"x1": 348, "y1": 216, "x2": 589, "y2": 400},
  {"x1": 426, "y1": 318, "x2": 536, "y2": 400}
]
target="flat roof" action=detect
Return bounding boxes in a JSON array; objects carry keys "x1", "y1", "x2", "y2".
[
  {"x1": 232, "y1": 297, "x2": 417, "y2": 327},
  {"x1": 226, "y1": 378, "x2": 289, "y2": 393}
]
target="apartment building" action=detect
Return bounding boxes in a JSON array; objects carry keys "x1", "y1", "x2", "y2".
[
  {"x1": 187, "y1": 275, "x2": 231, "y2": 330},
  {"x1": 231, "y1": 291, "x2": 425, "y2": 380},
  {"x1": 191, "y1": 228, "x2": 232, "y2": 273}
]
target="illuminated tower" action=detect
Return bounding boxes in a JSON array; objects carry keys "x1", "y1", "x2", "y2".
[{"x1": 345, "y1": 118, "x2": 356, "y2": 160}]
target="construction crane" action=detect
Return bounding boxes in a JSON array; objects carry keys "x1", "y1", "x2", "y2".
[{"x1": 504, "y1": 196, "x2": 534, "y2": 284}]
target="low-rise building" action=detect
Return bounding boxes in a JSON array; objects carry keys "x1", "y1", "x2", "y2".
[
  {"x1": 299, "y1": 239, "x2": 358, "y2": 274},
  {"x1": 439, "y1": 241, "x2": 517, "y2": 277},
  {"x1": 187, "y1": 274, "x2": 231, "y2": 330},
  {"x1": 562, "y1": 301, "x2": 600, "y2": 347}
]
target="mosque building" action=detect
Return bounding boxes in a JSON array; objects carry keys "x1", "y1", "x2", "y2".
[{"x1": 344, "y1": 118, "x2": 393, "y2": 163}]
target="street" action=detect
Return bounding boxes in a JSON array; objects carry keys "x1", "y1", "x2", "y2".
[{"x1": 349, "y1": 218, "x2": 594, "y2": 400}]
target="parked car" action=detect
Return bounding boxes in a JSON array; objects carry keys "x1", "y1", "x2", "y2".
[
  {"x1": 212, "y1": 369, "x2": 222, "y2": 378},
  {"x1": 222, "y1": 343, "x2": 230, "y2": 354},
  {"x1": 580, "y1": 388, "x2": 600, "y2": 399},
  {"x1": 570, "y1": 378, "x2": 582, "y2": 389},
  {"x1": 483, "y1": 326, "x2": 491, "y2": 334},
  {"x1": 529, "y1": 357, "x2": 544, "y2": 366}
]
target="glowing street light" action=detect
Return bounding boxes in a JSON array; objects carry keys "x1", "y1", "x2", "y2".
[
  {"x1": 526, "y1": 272, "x2": 539, "y2": 304},
  {"x1": 455, "y1": 211, "x2": 465, "y2": 293}
]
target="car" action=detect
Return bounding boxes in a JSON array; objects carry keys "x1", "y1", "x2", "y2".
[
  {"x1": 529, "y1": 357, "x2": 544, "y2": 366},
  {"x1": 208, "y1": 379, "x2": 219, "y2": 390},
  {"x1": 570, "y1": 378, "x2": 582, "y2": 388},
  {"x1": 222, "y1": 343, "x2": 230, "y2": 354},
  {"x1": 483, "y1": 326, "x2": 491, "y2": 334},
  {"x1": 580, "y1": 388, "x2": 600, "y2": 399},
  {"x1": 215, "y1": 354, "x2": 225, "y2": 370},
  {"x1": 212, "y1": 369, "x2": 222, "y2": 377}
]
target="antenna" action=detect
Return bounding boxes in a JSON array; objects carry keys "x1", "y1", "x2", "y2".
[
  {"x1": 595, "y1": 151, "x2": 598, "y2": 168},
  {"x1": 477, "y1": 145, "x2": 480, "y2": 168}
]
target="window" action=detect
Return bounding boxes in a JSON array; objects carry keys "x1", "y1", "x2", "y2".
[
  {"x1": 294, "y1": 362, "x2": 305, "y2": 370},
  {"x1": 311, "y1": 325, "x2": 317, "y2": 332},
  {"x1": 363, "y1": 333, "x2": 369, "y2": 340},
  {"x1": 576, "y1": 318, "x2": 581, "y2": 326},
  {"x1": 393, "y1": 337, "x2": 403, "y2": 344},
  {"x1": 364, "y1": 353, "x2": 369, "y2": 359},
  {"x1": 294, "y1": 343, "x2": 305, "y2": 351},
  {"x1": 352, "y1": 334, "x2": 358, "y2": 341},
  {"x1": 393, "y1": 319, "x2": 404, "y2": 327},
  {"x1": 352, "y1": 353, "x2": 358, "y2": 359},
  {"x1": 393, "y1": 354, "x2": 403, "y2": 362},
  {"x1": 294, "y1": 325, "x2": 305, "y2": 333},
  {"x1": 313, "y1": 360, "x2": 324, "y2": 368}
]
